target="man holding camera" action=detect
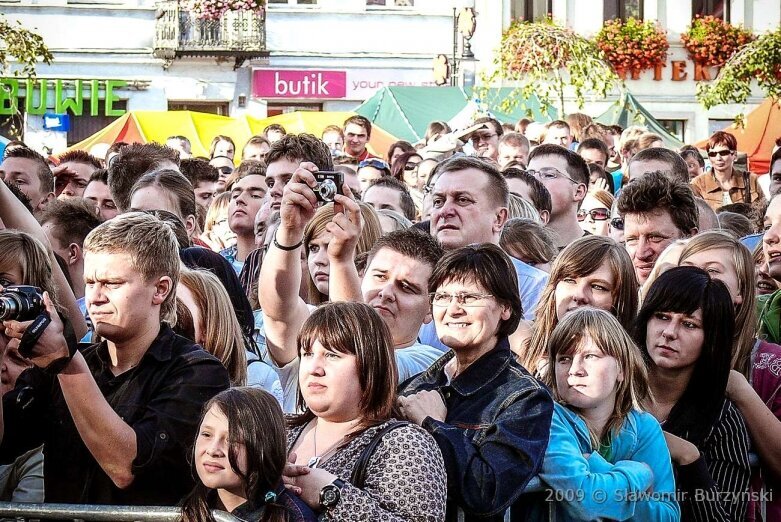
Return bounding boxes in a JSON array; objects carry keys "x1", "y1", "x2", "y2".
[{"x1": 0, "y1": 212, "x2": 230, "y2": 505}]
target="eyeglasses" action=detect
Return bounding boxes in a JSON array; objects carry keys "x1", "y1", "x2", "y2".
[
  {"x1": 429, "y1": 291, "x2": 495, "y2": 307},
  {"x1": 358, "y1": 159, "x2": 389, "y2": 170},
  {"x1": 470, "y1": 133, "x2": 497, "y2": 144},
  {"x1": 217, "y1": 166, "x2": 233, "y2": 176},
  {"x1": 404, "y1": 163, "x2": 420, "y2": 171},
  {"x1": 527, "y1": 168, "x2": 578, "y2": 184},
  {"x1": 707, "y1": 150, "x2": 734, "y2": 158},
  {"x1": 577, "y1": 208, "x2": 610, "y2": 222},
  {"x1": 610, "y1": 217, "x2": 624, "y2": 231}
]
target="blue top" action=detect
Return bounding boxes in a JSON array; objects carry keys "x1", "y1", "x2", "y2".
[
  {"x1": 537, "y1": 404, "x2": 680, "y2": 521},
  {"x1": 418, "y1": 255, "x2": 548, "y2": 351},
  {"x1": 219, "y1": 244, "x2": 244, "y2": 275}
]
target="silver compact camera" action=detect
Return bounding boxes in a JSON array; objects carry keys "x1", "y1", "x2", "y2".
[{"x1": 314, "y1": 172, "x2": 343, "y2": 203}]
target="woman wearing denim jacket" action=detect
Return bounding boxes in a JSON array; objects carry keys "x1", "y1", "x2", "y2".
[
  {"x1": 537, "y1": 308, "x2": 679, "y2": 521},
  {"x1": 398, "y1": 244, "x2": 554, "y2": 521}
]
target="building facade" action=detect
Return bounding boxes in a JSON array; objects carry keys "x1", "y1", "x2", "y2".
[{"x1": 0, "y1": 0, "x2": 778, "y2": 153}]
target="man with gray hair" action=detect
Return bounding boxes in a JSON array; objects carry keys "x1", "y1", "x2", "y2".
[{"x1": 0, "y1": 212, "x2": 229, "y2": 505}]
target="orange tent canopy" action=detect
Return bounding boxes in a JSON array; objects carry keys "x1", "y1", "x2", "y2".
[{"x1": 696, "y1": 98, "x2": 781, "y2": 174}]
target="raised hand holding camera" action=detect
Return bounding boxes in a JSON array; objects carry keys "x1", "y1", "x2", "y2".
[{"x1": 2, "y1": 290, "x2": 71, "y2": 370}]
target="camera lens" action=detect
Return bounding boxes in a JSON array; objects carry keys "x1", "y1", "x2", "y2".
[
  {"x1": 318, "y1": 180, "x2": 337, "y2": 202},
  {"x1": 0, "y1": 294, "x2": 21, "y2": 321}
]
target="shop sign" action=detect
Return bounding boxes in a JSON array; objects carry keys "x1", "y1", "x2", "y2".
[
  {"x1": 0, "y1": 78, "x2": 127, "y2": 117},
  {"x1": 253, "y1": 70, "x2": 347, "y2": 99},
  {"x1": 43, "y1": 113, "x2": 70, "y2": 131}
]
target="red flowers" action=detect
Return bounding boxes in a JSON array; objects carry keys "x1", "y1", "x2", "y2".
[
  {"x1": 681, "y1": 16, "x2": 754, "y2": 68},
  {"x1": 595, "y1": 18, "x2": 669, "y2": 74}
]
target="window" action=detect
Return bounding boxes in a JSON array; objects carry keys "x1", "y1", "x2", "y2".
[
  {"x1": 268, "y1": 0, "x2": 317, "y2": 5},
  {"x1": 367, "y1": 0, "x2": 413, "y2": 5},
  {"x1": 168, "y1": 101, "x2": 230, "y2": 115},
  {"x1": 657, "y1": 119, "x2": 686, "y2": 142},
  {"x1": 708, "y1": 119, "x2": 733, "y2": 136},
  {"x1": 604, "y1": 0, "x2": 643, "y2": 21},
  {"x1": 692, "y1": 0, "x2": 730, "y2": 21},
  {"x1": 511, "y1": 0, "x2": 552, "y2": 21},
  {"x1": 266, "y1": 103, "x2": 321, "y2": 117},
  {"x1": 67, "y1": 100, "x2": 128, "y2": 146}
]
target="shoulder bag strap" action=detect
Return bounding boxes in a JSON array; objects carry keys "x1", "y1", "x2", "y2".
[
  {"x1": 743, "y1": 170, "x2": 752, "y2": 204},
  {"x1": 350, "y1": 421, "x2": 411, "y2": 488}
]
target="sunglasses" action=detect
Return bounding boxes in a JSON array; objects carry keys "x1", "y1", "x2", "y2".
[
  {"x1": 217, "y1": 166, "x2": 233, "y2": 176},
  {"x1": 358, "y1": 159, "x2": 389, "y2": 170},
  {"x1": 404, "y1": 163, "x2": 420, "y2": 171},
  {"x1": 610, "y1": 217, "x2": 624, "y2": 231},
  {"x1": 577, "y1": 208, "x2": 610, "y2": 222},
  {"x1": 708, "y1": 150, "x2": 734, "y2": 158}
]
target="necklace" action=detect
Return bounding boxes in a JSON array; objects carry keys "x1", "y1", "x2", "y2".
[{"x1": 306, "y1": 421, "x2": 351, "y2": 469}]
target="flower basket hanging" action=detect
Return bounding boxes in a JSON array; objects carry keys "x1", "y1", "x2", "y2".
[
  {"x1": 681, "y1": 15, "x2": 754, "y2": 68},
  {"x1": 188, "y1": 0, "x2": 265, "y2": 20},
  {"x1": 595, "y1": 17, "x2": 669, "y2": 76}
]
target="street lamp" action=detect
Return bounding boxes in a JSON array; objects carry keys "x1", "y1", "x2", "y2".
[{"x1": 432, "y1": 7, "x2": 477, "y2": 87}]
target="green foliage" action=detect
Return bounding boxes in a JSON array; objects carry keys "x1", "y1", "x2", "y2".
[
  {"x1": 485, "y1": 17, "x2": 619, "y2": 117},
  {"x1": 0, "y1": 14, "x2": 53, "y2": 78},
  {"x1": 697, "y1": 28, "x2": 781, "y2": 109}
]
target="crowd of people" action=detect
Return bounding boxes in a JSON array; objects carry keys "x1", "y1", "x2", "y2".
[{"x1": 0, "y1": 110, "x2": 779, "y2": 522}]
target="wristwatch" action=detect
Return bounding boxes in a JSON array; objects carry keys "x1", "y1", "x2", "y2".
[{"x1": 319, "y1": 478, "x2": 345, "y2": 509}]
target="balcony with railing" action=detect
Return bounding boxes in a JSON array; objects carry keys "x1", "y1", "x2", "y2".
[{"x1": 153, "y1": 0, "x2": 268, "y2": 69}]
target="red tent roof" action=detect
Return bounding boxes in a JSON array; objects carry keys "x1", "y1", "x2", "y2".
[{"x1": 697, "y1": 98, "x2": 781, "y2": 174}]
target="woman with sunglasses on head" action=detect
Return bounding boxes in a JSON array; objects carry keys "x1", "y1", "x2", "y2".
[
  {"x1": 398, "y1": 244, "x2": 553, "y2": 520},
  {"x1": 519, "y1": 235, "x2": 638, "y2": 378},
  {"x1": 578, "y1": 189, "x2": 613, "y2": 237},
  {"x1": 534, "y1": 308, "x2": 679, "y2": 521},
  {"x1": 680, "y1": 231, "x2": 781, "y2": 520},
  {"x1": 691, "y1": 131, "x2": 764, "y2": 212},
  {"x1": 634, "y1": 266, "x2": 751, "y2": 522}
]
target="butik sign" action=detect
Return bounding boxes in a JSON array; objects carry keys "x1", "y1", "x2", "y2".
[{"x1": 253, "y1": 70, "x2": 347, "y2": 99}]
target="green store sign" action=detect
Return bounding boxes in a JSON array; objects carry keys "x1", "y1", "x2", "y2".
[{"x1": 0, "y1": 78, "x2": 127, "y2": 117}]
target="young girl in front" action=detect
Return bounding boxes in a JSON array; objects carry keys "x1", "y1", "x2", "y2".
[
  {"x1": 538, "y1": 307, "x2": 679, "y2": 521},
  {"x1": 181, "y1": 388, "x2": 316, "y2": 522}
]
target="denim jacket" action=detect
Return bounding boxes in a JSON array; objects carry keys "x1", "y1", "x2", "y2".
[{"x1": 399, "y1": 338, "x2": 554, "y2": 521}]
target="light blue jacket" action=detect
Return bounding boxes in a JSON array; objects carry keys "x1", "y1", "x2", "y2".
[{"x1": 538, "y1": 403, "x2": 680, "y2": 521}]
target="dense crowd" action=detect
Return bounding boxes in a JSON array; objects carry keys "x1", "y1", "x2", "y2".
[{"x1": 0, "y1": 112, "x2": 780, "y2": 522}]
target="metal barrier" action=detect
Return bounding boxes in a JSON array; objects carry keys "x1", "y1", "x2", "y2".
[{"x1": 0, "y1": 502, "x2": 241, "y2": 522}]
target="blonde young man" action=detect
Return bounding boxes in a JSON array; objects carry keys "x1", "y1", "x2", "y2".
[{"x1": 0, "y1": 212, "x2": 229, "y2": 504}]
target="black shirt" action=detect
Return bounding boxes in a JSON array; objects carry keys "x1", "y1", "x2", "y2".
[{"x1": 0, "y1": 324, "x2": 230, "y2": 505}]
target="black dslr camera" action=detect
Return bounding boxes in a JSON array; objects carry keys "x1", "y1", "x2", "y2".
[
  {"x1": 0, "y1": 285, "x2": 45, "y2": 322},
  {"x1": 313, "y1": 172, "x2": 343, "y2": 203}
]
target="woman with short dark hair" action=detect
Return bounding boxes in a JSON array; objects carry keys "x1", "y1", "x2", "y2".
[{"x1": 399, "y1": 244, "x2": 553, "y2": 521}]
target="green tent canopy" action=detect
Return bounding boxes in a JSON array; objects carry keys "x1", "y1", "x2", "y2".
[
  {"x1": 596, "y1": 91, "x2": 684, "y2": 149},
  {"x1": 355, "y1": 86, "x2": 558, "y2": 143}
]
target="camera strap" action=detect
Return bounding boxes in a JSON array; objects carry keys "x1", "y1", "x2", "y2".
[{"x1": 18, "y1": 313, "x2": 51, "y2": 359}]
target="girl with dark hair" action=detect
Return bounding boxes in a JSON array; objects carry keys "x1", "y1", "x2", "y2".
[
  {"x1": 634, "y1": 266, "x2": 751, "y2": 521},
  {"x1": 181, "y1": 388, "x2": 316, "y2": 522},
  {"x1": 284, "y1": 302, "x2": 446, "y2": 520},
  {"x1": 385, "y1": 140, "x2": 415, "y2": 166},
  {"x1": 391, "y1": 151, "x2": 424, "y2": 210},
  {"x1": 537, "y1": 308, "x2": 679, "y2": 521}
]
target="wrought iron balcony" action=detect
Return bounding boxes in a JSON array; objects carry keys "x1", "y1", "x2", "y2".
[{"x1": 153, "y1": 1, "x2": 268, "y2": 69}]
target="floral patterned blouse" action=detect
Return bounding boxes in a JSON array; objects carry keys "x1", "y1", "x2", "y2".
[{"x1": 286, "y1": 419, "x2": 447, "y2": 522}]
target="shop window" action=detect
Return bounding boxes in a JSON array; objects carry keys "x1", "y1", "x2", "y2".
[
  {"x1": 692, "y1": 0, "x2": 730, "y2": 21},
  {"x1": 511, "y1": 0, "x2": 552, "y2": 21},
  {"x1": 67, "y1": 100, "x2": 127, "y2": 146},
  {"x1": 657, "y1": 119, "x2": 686, "y2": 142},
  {"x1": 604, "y1": 0, "x2": 643, "y2": 21},
  {"x1": 266, "y1": 103, "x2": 322, "y2": 117},
  {"x1": 168, "y1": 101, "x2": 230, "y2": 115}
]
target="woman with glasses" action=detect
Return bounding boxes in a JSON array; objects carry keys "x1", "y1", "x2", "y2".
[
  {"x1": 390, "y1": 151, "x2": 424, "y2": 212},
  {"x1": 520, "y1": 235, "x2": 638, "y2": 378},
  {"x1": 398, "y1": 243, "x2": 553, "y2": 520},
  {"x1": 691, "y1": 131, "x2": 764, "y2": 211},
  {"x1": 577, "y1": 189, "x2": 613, "y2": 237}
]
